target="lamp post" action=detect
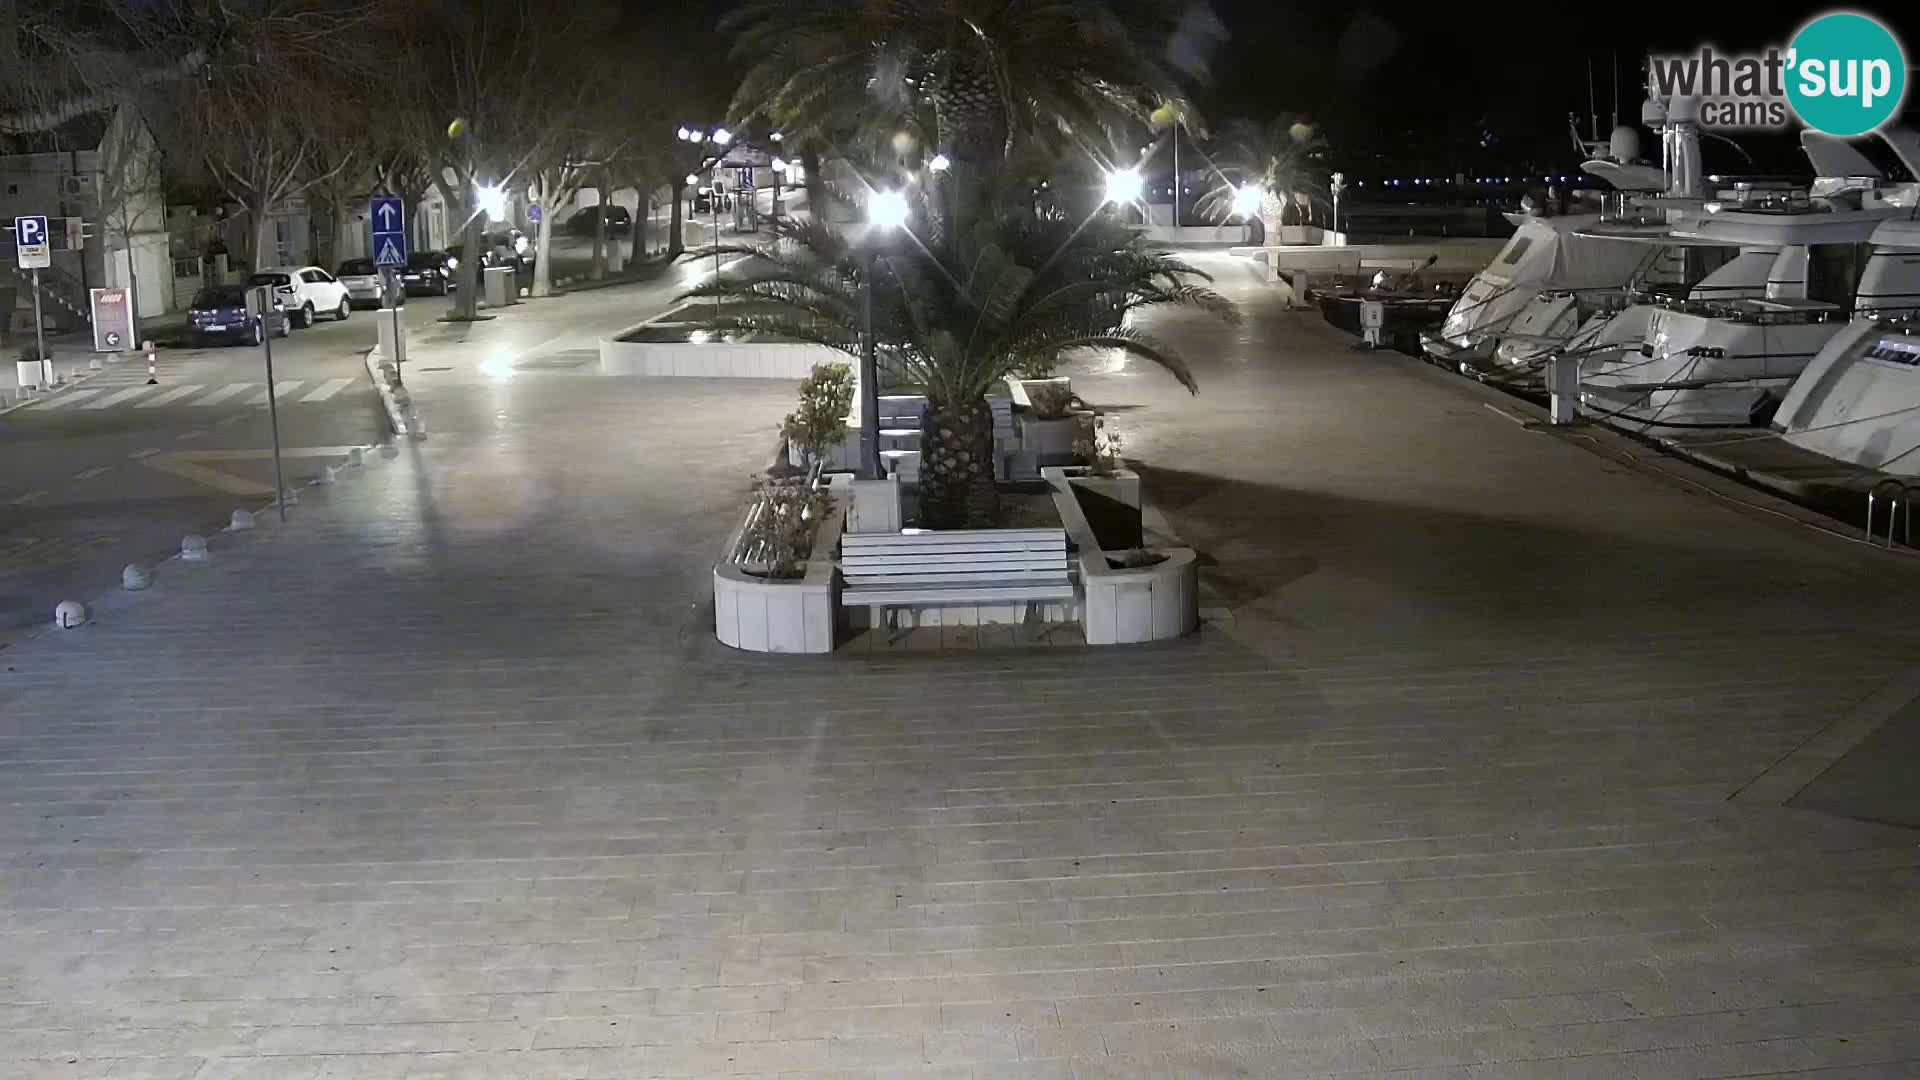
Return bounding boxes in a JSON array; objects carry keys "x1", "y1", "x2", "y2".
[
  {"x1": 1330, "y1": 172, "x2": 1346, "y2": 240},
  {"x1": 770, "y1": 157, "x2": 787, "y2": 220},
  {"x1": 861, "y1": 190, "x2": 909, "y2": 479}
]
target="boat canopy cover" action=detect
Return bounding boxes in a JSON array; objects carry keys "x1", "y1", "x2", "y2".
[
  {"x1": 1801, "y1": 131, "x2": 1883, "y2": 179},
  {"x1": 1478, "y1": 218, "x2": 1652, "y2": 290},
  {"x1": 1579, "y1": 160, "x2": 1666, "y2": 191}
]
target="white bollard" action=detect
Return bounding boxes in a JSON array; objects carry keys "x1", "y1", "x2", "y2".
[
  {"x1": 312, "y1": 465, "x2": 337, "y2": 486},
  {"x1": 180, "y1": 534, "x2": 209, "y2": 561},
  {"x1": 53, "y1": 600, "x2": 87, "y2": 629},
  {"x1": 1548, "y1": 352, "x2": 1580, "y2": 426},
  {"x1": 228, "y1": 509, "x2": 254, "y2": 531},
  {"x1": 279, "y1": 488, "x2": 300, "y2": 506},
  {"x1": 89, "y1": 356, "x2": 102, "y2": 370},
  {"x1": 122, "y1": 564, "x2": 151, "y2": 591},
  {"x1": 347, "y1": 447, "x2": 366, "y2": 467}
]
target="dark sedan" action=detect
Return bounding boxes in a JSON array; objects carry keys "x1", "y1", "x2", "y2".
[
  {"x1": 399, "y1": 251, "x2": 453, "y2": 295},
  {"x1": 186, "y1": 285, "x2": 290, "y2": 347}
]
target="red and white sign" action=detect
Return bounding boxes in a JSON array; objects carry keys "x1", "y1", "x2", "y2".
[{"x1": 90, "y1": 287, "x2": 134, "y2": 352}]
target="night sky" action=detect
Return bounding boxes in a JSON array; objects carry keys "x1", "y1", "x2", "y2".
[{"x1": 669, "y1": 1, "x2": 1920, "y2": 180}]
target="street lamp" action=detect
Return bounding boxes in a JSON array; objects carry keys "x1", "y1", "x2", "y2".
[
  {"x1": 1231, "y1": 184, "x2": 1261, "y2": 220},
  {"x1": 770, "y1": 158, "x2": 787, "y2": 219},
  {"x1": 859, "y1": 190, "x2": 908, "y2": 479},
  {"x1": 1103, "y1": 167, "x2": 1143, "y2": 205},
  {"x1": 928, "y1": 153, "x2": 950, "y2": 173},
  {"x1": 712, "y1": 128, "x2": 733, "y2": 146},
  {"x1": 1329, "y1": 172, "x2": 1347, "y2": 239}
]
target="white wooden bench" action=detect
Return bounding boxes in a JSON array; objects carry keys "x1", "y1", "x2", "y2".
[{"x1": 841, "y1": 528, "x2": 1074, "y2": 631}]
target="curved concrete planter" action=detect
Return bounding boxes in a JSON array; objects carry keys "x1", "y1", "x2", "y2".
[
  {"x1": 601, "y1": 305, "x2": 845, "y2": 378},
  {"x1": 713, "y1": 474, "x2": 850, "y2": 654},
  {"x1": 1043, "y1": 466, "x2": 1198, "y2": 645}
]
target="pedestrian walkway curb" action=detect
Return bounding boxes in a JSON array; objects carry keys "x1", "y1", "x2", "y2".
[
  {"x1": 0, "y1": 353, "x2": 125, "y2": 417},
  {"x1": 363, "y1": 345, "x2": 421, "y2": 438}
]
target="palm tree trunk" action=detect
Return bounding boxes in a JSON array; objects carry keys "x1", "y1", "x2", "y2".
[
  {"x1": 918, "y1": 395, "x2": 997, "y2": 529},
  {"x1": 800, "y1": 145, "x2": 825, "y2": 223}
]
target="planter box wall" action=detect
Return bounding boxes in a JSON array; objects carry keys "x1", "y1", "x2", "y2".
[
  {"x1": 1042, "y1": 466, "x2": 1198, "y2": 645},
  {"x1": 713, "y1": 474, "x2": 850, "y2": 654},
  {"x1": 600, "y1": 337, "x2": 846, "y2": 378}
]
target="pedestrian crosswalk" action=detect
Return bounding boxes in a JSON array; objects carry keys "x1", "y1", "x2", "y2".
[{"x1": 24, "y1": 378, "x2": 360, "y2": 413}]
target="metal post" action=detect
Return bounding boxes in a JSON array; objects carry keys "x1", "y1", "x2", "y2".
[
  {"x1": 1171, "y1": 126, "x2": 1179, "y2": 229},
  {"x1": 712, "y1": 186, "x2": 721, "y2": 322},
  {"x1": 30, "y1": 269, "x2": 49, "y2": 387},
  {"x1": 383, "y1": 268, "x2": 404, "y2": 386},
  {"x1": 259, "y1": 297, "x2": 287, "y2": 522},
  {"x1": 860, "y1": 249, "x2": 880, "y2": 480}
]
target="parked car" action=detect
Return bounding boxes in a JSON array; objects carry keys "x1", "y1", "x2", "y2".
[
  {"x1": 247, "y1": 265, "x2": 352, "y2": 328},
  {"x1": 336, "y1": 258, "x2": 385, "y2": 308},
  {"x1": 186, "y1": 284, "x2": 290, "y2": 347},
  {"x1": 400, "y1": 251, "x2": 452, "y2": 296},
  {"x1": 564, "y1": 205, "x2": 631, "y2": 236}
]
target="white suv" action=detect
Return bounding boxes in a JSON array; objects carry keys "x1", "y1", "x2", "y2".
[{"x1": 249, "y1": 265, "x2": 352, "y2": 328}]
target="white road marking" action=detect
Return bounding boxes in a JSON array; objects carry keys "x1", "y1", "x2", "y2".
[
  {"x1": 128, "y1": 447, "x2": 161, "y2": 460},
  {"x1": 31, "y1": 389, "x2": 102, "y2": 410},
  {"x1": 176, "y1": 429, "x2": 208, "y2": 442},
  {"x1": 9, "y1": 490, "x2": 47, "y2": 505},
  {"x1": 218, "y1": 413, "x2": 250, "y2": 426},
  {"x1": 300, "y1": 377, "x2": 354, "y2": 402},
  {"x1": 191, "y1": 383, "x2": 253, "y2": 406},
  {"x1": 72, "y1": 466, "x2": 112, "y2": 480},
  {"x1": 83, "y1": 386, "x2": 157, "y2": 410},
  {"x1": 135, "y1": 384, "x2": 205, "y2": 408},
  {"x1": 247, "y1": 380, "x2": 306, "y2": 404}
]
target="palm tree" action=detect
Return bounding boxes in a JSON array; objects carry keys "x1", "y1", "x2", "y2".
[
  {"x1": 1196, "y1": 116, "x2": 1329, "y2": 242},
  {"x1": 722, "y1": 0, "x2": 1187, "y2": 236},
  {"x1": 683, "y1": 204, "x2": 1236, "y2": 528}
]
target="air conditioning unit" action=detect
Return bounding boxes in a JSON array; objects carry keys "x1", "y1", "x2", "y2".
[{"x1": 61, "y1": 175, "x2": 91, "y2": 197}]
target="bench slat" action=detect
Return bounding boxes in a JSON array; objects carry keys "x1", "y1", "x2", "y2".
[
  {"x1": 846, "y1": 570, "x2": 1071, "y2": 586},
  {"x1": 843, "y1": 542, "x2": 1065, "y2": 558},
  {"x1": 844, "y1": 583, "x2": 1076, "y2": 604},
  {"x1": 843, "y1": 528, "x2": 1064, "y2": 547},
  {"x1": 844, "y1": 554, "x2": 1066, "y2": 569}
]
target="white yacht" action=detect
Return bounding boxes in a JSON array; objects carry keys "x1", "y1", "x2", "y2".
[
  {"x1": 1419, "y1": 134, "x2": 1664, "y2": 368},
  {"x1": 1768, "y1": 218, "x2": 1920, "y2": 473},
  {"x1": 1578, "y1": 129, "x2": 1919, "y2": 428}
]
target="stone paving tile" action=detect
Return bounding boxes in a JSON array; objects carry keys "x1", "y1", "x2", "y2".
[{"x1": 3, "y1": 265, "x2": 1920, "y2": 1080}]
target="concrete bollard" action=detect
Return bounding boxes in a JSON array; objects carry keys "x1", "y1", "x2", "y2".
[
  {"x1": 312, "y1": 465, "x2": 337, "y2": 486},
  {"x1": 180, "y1": 534, "x2": 209, "y2": 561},
  {"x1": 53, "y1": 600, "x2": 87, "y2": 629},
  {"x1": 89, "y1": 356, "x2": 103, "y2": 370},
  {"x1": 347, "y1": 447, "x2": 365, "y2": 467},
  {"x1": 122, "y1": 564, "x2": 151, "y2": 591},
  {"x1": 279, "y1": 488, "x2": 300, "y2": 506},
  {"x1": 228, "y1": 509, "x2": 254, "y2": 531}
]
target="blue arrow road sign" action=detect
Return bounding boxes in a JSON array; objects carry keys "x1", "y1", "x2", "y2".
[{"x1": 370, "y1": 196, "x2": 407, "y2": 268}]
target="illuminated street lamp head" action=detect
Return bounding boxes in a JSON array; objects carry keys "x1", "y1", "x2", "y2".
[
  {"x1": 770, "y1": 131, "x2": 783, "y2": 142},
  {"x1": 712, "y1": 128, "x2": 733, "y2": 146},
  {"x1": 685, "y1": 173, "x2": 699, "y2": 187},
  {"x1": 868, "y1": 189, "x2": 910, "y2": 229},
  {"x1": 1230, "y1": 184, "x2": 1261, "y2": 219},
  {"x1": 690, "y1": 131, "x2": 706, "y2": 143},
  {"x1": 677, "y1": 127, "x2": 691, "y2": 141},
  {"x1": 475, "y1": 182, "x2": 507, "y2": 221},
  {"x1": 771, "y1": 157, "x2": 788, "y2": 173},
  {"x1": 928, "y1": 153, "x2": 950, "y2": 173},
  {"x1": 1103, "y1": 167, "x2": 1144, "y2": 204}
]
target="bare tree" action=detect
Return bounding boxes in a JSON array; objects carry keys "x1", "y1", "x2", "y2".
[{"x1": 90, "y1": 106, "x2": 166, "y2": 336}]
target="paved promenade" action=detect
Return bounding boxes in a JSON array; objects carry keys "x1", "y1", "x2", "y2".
[{"x1": 1, "y1": 260, "x2": 1917, "y2": 1079}]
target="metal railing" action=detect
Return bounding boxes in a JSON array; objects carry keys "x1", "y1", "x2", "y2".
[{"x1": 1866, "y1": 478, "x2": 1911, "y2": 548}]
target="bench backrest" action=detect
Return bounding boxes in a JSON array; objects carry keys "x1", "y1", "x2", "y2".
[{"x1": 841, "y1": 528, "x2": 1069, "y2": 586}]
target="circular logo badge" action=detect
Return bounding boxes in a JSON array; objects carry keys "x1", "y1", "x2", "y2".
[{"x1": 1787, "y1": 13, "x2": 1907, "y2": 136}]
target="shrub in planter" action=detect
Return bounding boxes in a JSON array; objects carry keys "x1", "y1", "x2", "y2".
[
  {"x1": 740, "y1": 478, "x2": 835, "y2": 579},
  {"x1": 1073, "y1": 416, "x2": 1125, "y2": 474},
  {"x1": 1025, "y1": 381, "x2": 1074, "y2": 420},
  {"x1": 1106, "y1": 549, "x2": 1167, "y2": 570},
  {"x1": 782, "y1": 362, "x2": 855, "y2": 471}
]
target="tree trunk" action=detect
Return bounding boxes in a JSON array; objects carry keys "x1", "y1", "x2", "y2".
[
  {"x1": 123, "y1": 241, "x2": 142, "y2": 341},
  {"x1": 800, "y1": 145, "x2": 825, "y2": 223},
  {"x1": 917, "y1": 395, "x2": 997, "y2": 529},
  {"x1": 250, "y1": 205, "x2": 274, "y2": 271},
  {"x1": 666, "y1": 182, "x2": 686, "y2": 259},
  {"x1": 532, "y1": 189, "x2": 557, "y2": 297}
]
